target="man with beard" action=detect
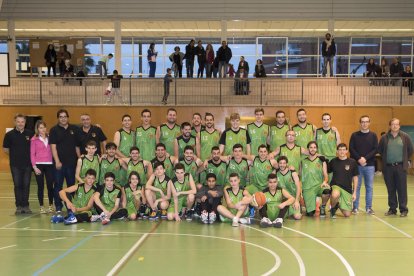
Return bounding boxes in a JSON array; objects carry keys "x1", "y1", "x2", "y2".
[
  {"x1": 174, "y1": 122, "x2": 199, "y2": 159},
  {"x1": 199, "y1": 146, "x2": 227, "y2": 188},
  {"x1": 179, "y1": 145, "x2": 203, "y2": 185},
  {"x1": 151, "y1": 143, "x2": 177, "y2": 180},
  {"x1": 191, "y1": 113, "x2": 205, "y2": 137},
  {"x1": 292, "y1": 108, "x2": 316, "y2": 149},
  {"x1": 77, "y1": 113, "x2": 107, "y2": 156},
  {"x1": 198, "y1": 113, "x2": 221, "y2": 161},
  {"x1": 156, "y1": 108, "x2": 181, "y2": 156},
  {"x1": 269, "y1": 110, "x2": 290, "y2": 152},
  {"x1": 113, "y1": 114, "x2": 135, "y2": 159}
]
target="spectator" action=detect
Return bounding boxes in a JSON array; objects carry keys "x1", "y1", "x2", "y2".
[
  {"x1": 106, "y1": 70, "x2": 125, "y2": 104},
  {"x1": 234, "y1": 68, "x2": 250, "y2": 95},
  {"x1": 254, "y1": 59, "x2": 266, "y2": 78},
  {"x1": 217, "y1": 41, "x2": 232, "y2": 78},
  {"x1": 380, "y1": 58, "x2": 390, "y2": 77},
  {"x1": 365, "y1": 58, "x2": 377, "y2": 77},
  {"x1": 237, "y1": 56, "x2": 249, "y2": 75},
  {"x1": 196, "y1": 40, "x2": 206, "y2": 78},
  {"x1": 98, "y1": 53, "x2": 113, "y2": 78},
  {"x1": 147, "y1": 43, "x2": 158, "y2": 78},
  {"x1": 44, "y1": 44, "x2": 57, "y2": 77},
  {"x1": 162, "y1": 68, "x2": 173, "y2": 105},
  {"x1": 390, "y1": 57, "x2": 404, "y2": 86},
  {"x1": 75, "y1": 59, "x2": 86, "y2": 86},
  {"x1": 321, "y1": 33, "x2": 336, "y2": 77},
  {"x1": 77, "y1": 114, "x2": 107, "y2": 156},
  {"x1": 169, "y1": 46, "x2": 184, "y2": 78},
  {"x1": 402, "y1": 65, "x2": 413, "y2": 95},
  {"x1": 62, "y1": 59, "x2": 74, "y2": 83},
  {"x1": 228, "y1": 64, "x2": 235, "y2": 78},
  {"x1": 3, "y1": 114, "x2": 34, "y2": 215},
  {"x1": 30, "y1": 120, "x2": 54, "y2": 214},
  {"x1": 205, "y1": 44, "x2": 215, "y2": 78},
  {"x1": 212, "y1": 55, "x2": 219, "y2": 78},
  {"x1": 58, "y1": 44, "x2": 71, "y2": 76},
  {"x1": 184, "y1": 39, "x2": 196, "y2": 78}
]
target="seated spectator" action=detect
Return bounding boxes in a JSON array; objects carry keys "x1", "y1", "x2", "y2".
[
  {"x1": 75, "y1": 59, "x2": 86, "y2": 86},
  {"x1": 402, "y1": 65, "x2": 413, "y2": 95},
  {"x1": 62, "y1": 59, "x2": 74, "y2": 83},
  {"x1": 365, "y1": 58, "x2": 377, "y2": 77},
  {"x1": 390, "y1": 57, "x2": 404, "y2": 86},
  {"x1": 254, "y1": 59, "x2": 266, "y2": 78},
  {"x1": 227, "y1": 64, "x2": 235, "y2": 78},
  {"x1": 379, "y1": 58, "x2": 390, "y2": 86},
  {"x1": 234, "y1": 68, "x2": 250, "y2": 95}
]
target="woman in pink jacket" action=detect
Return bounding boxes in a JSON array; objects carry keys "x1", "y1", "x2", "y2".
[{"x1": 30, "y1": 120, "x2": 54, "y2": 214}]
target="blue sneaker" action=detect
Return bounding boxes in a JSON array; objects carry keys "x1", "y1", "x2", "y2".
[
  {"x1": 249, "y1": 206, "x2": 255, "y2": 218},
  {"x1": 51, "y1": 214, "x2": 64, "y2": 223},
  {"x1": 64, "y1": 213, "x2": 77, "y2": 225}
]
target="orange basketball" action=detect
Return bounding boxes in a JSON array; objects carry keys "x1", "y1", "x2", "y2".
[{"x1": 253, "y1": 192, "x2": 267, "y2": 207}]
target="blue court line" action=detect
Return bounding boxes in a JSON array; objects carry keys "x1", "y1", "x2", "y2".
[{"x1": 32, "y1": 230, "x2": 100, "y2": 276}]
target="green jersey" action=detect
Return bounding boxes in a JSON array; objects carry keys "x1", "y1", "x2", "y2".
[
  {"x1": 179, "y1": 158, "x2": 199, "y2": 182},
  {"x1": 269, "y1": 124, "x2": 290, "y2": 152},
  {"x1": 200, "y1": 160, "x2": 227, "y2": 185},
  {"x1": 79, "y1": 155, "x2": 100, "y2": 183},
  {"x1": 301, "y1": 156, "x2": 326, "y2": 190},
  {"x1": 98, "y1": 185, "x2": 122, "y2": 211},
  {"x1": 126, "y1": 160, "x2": 147, "y2": 187},
  {"x1": 72, "y1": 184, "x2": 96, "y2": 209},
  {"x1": 159, "y1": 124, "x2": 181, "y2": 156},
  {"x1": 176, "y1": 135, "x2": 197, "y2": 159},
  {"x1": 226, "y1": 187, "x2": 245, "y2": 205},
  {"x1": 172, "y1": 174, "x2": 191, "y2": 200},
  {"x1": 124, "y1": 184, "x2": 143, "y2": 215},
  {"x1": 200, "y1": 129, "x2": 220, "y2": 161},
  {"x1": 151, "y1": 157, "x2": 175, "y2": 179},
  {"x1": 262, "y1": 187, "x2": 284, "y2": 220},
  {"x1": 99, "y1": 158, "x2": 123, "y2": 186},
  {"x1": 247, "y1": 123, "x2": 269, "y2": 155},
  {"x1": 153, "y1": 176, "x2": 171, "y2": 199},
  {"x1": 191, "y1": 125, "x2": 205, "y2": 137},
  {"x1": 279, "y1": 144, "x2": 302, "y2": 172},
  {"x1": 250, "y1": 157, "x2": 275, "y2": 190},
  {"x1": 220, "y1": 128, "x2": 250, "y2": 156},
  {"x1": 292, "y1": 123, "x2": 314, "y2": 149},
  {"x1": 315, "y1": 128, "x2": 337, "y2": 161},
  {"x1": 277, "y1": 169, "x2": 297, "y2": 198},
  {"x1": 135, "y1": 126, "x2": 156, "y2": 161},
  {"x1": 226, "y1": 158, "x2": 249, "y2": 187},
  {"x1": 118, "y1": 129, "x2": 135, "y2": 157}
]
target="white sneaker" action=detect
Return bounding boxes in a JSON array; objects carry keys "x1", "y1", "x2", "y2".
[
  {"x1": 239, "y1": 217, "x2": 251, "y2": 225},
  {"x1": 260, "y1": 217, "x2": 272, "y2": 228},
  {"x1": 208, "y1": 212, "x2": 217, "y2": 224},
  {"x1": 40, "y1": 206, "x2": 47, "y2": 214},
  {"x1": 232, "y1": 217, "x2": 239, "y2": 227},
  {"x1": 48, "y1": 205, "x2": 54, "y2": 213},
  {"x1": 273, "y1": 218, "x2": 283, "y2": 228},
  {"x1": 90, "y1": 215, "x2": 102, "y2": 222},
  {"x1": 201, "y1": 211, "x2": 209, "y2": 224}
]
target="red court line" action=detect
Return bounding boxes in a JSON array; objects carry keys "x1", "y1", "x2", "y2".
[{"x1": 240, "y1": 227, "x2": 249, "y2": 276}]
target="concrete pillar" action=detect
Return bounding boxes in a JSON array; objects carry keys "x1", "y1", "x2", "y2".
[
  {"x1": 328, "y1": 19, "x2": 335, "y2": 36},
  {"x1": 221, "y1": 20, "x2": 227, "y2": 42},
  {"x1": 7, "y1": 20, "x2": 16, "y2": 77},
  {"x1": 114, "y1": 20, "x2": 122, "y2": 74}
]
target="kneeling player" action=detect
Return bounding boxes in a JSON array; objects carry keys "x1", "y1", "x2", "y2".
[
  {"x1": 93, "y1": 172, "x2": 127, "y2": 225},
  {"x1": 168, "y1": 163, "x2": 197, "y2": 221},
  {"x1": 123, "y1": 171, "x2": 146, "y2": 220},
  {"x1": 56, "y1": 168, "x2": 97, "y2": 224},
  {"x1": 259, "y1": 174, "x2": 295, "y2": 228},
  {"x1": 217, "y1": 173, "x2": 251, "y2": 227}
]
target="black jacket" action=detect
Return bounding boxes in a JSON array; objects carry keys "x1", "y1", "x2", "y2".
[
  {"x1": 254, "y1": 65, "x2": 267, "y2": 78},
  {"x1": 217, "y1": 46, "x2": 232, "y2": 63},
  {"x1": 44, "y1": 47, "x2": 57, "y2": 64},
  {"x1": 390, "y1": 62, "x2": 404, "y2": 76},
  {"x1": 321, "y1": 40, "x2": 336, "y2": 57},
  {"x1": 195, "y1": 46, "x2": 206, "y2": 63},
  {"x1": 184, "y1": 44, "x2": 196, "y2": 61}
]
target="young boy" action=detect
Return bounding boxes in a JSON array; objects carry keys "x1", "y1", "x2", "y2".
[
  {"x1": 196, "y1": 173, "x2": 223, "y2": 224},
  {"x1": 123, "y1": 171, "x2": 146, "y2": 220},
  {"x1": 167, "y1": 163, "x2": 197, "y2": 221},
  {"x1": 217, "y1": 173, "x2": 251, "y2": 227},
  {"x1": 259, "y1": 173, "x2": 295, "y2": 228},
  {"x1": 162, "y1": 68, "x2": 172, "y2": 104},
  {"x1": 107, "y1": 69, "x2": 124, "y2": 104},
  {"x1": 75, "y1": 140, "x2": 100, "y2": 184},
  {"x1": 92, "y1": 172, "x2": 127, "y2": 225},
  {"x1": 99, "y1": 142, "x2": 125, "y2": 187},
  {"x1": 122, "y1": 146, "x2": 152, "y2": 188},
  {"x1": 53, "y1": 169, "x2": 97, "y2": 224}
]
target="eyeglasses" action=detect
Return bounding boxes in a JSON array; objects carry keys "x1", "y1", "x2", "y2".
[
  {"x1": 59, "y1": 116, "x2": 68, "y2": 118},
  {"x1": 361, "y1": 121, "x2": 370, "y2": 124}
]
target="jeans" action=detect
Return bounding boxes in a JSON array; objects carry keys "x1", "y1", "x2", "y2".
[
  {"x1": 186, "y1": 59, "x2": 194, "y2": 78},
  {"x1": 98, "y1": 61, "x2": 107, "y2": 77},
  {"x1": 383, "y1": 164, "x2": 408, "y2": 212},
  {"x1": 54, "y1": 165, "x2": 76, "y2": 211},
  {"x1": 148, "y1": 61, "x2": 156, "y2": 78},
  {"x1": 219, "y1": 61, "x2": 228, "y2": 78},
  {"x1": 322, "y1": 56, "x2": 334, "y2": 77},
  {"x1": 205, "y1": 63, "x2": 213, "y2": 78},
  {"x1": 354, "y1": 165, "x2": 375, "y2": 210},
  {"x1": 10, "y1": 166, "x2": 32, "y2": 208},
  {"x1": 197, "y1": 62, "x2": 205, "y2": 78}
]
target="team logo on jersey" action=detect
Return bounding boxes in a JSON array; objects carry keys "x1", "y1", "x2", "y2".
[
  {"x1": 137, "y1": 132, "x2": 142, "y2": 137},
  {"x1": 92, "y1": 132, "x2": 96, "y2": 137},
  {"x1": 70, "y1": 130, "x2": 74, "y2": 135},
  {"x1": 345, "y1": 165, "x2": 350, "y2": 171},
  {"x1": 25, "y1": 136, "x2": 30, "y2": 141}
]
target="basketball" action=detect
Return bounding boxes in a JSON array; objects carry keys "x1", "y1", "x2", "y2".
[{"x1": 253, "y1": 192, "x2": 267, "y2": 207}]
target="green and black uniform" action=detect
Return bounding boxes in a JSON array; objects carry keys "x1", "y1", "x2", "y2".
[
  {"x1": 151, "y1": 157, "x2": 175, "y2": 179},
  {"x1": 68, "y1": 183, "x2": 97, "y2": 222},
  {"x1": 226, "y1": 158, "x2": 249, "y2": 187},
  {"x1": 199, "y1": 129, "x2": 220, "y2": 161},
  {"x1": 279, "y1": 144, "x2": 302, "y2": 172},
  {"x1": 124, "y1": 183, "x2": 144, "y2": 216},
  {"x1": 260, "y1": 187, "x2": 288, "y2": 221},
  {"x1": 159, "y1": 124, "x2": 181, "y2": 156},
  {"x1": 247, "y1": 123, "x2": 269, "y2": 156},
  {"x1": 219, "y1": 128, "x2": 251, "y2": 156},
  {"x1": 269, "y1": 124, "x2": 290, "y2": 152},
  {"x1": 199, "y1": 160, "x2": 227, "y2": 186},
  {"x1": 246, "y1": 157, "x2": 274, "y2": 194},
  {"x1": 126, "y1": 160, "x2": 148, "y2": 187},
  {"x1": 315, "y1": 128, "x2": 338, "y2": 162},
  {"x1": 176, "y1": 134, "x2": 197, "y2": 159},
  {"x1": 168, "y1": 173, "x2": 192, "y2": 213},
  {"x1": 292, "y1": 123, "x2": 314, "y2": 149},
  {"x1": 219, "y1": 187, "x2": 249, "y2": 222},
  {"x1": 191, "y1": 125, "x2": 205, "y2": 137},
  {"x1": 135, "y1": 125, "x2": 157, "y2": 161},
  {"x1": 153, "y1": 176, "x2": 171, "y2": 200},
  {"x1": 301, "y1": 156, "x2": 329, "y2": 212},
  {"x1": 79, "y1": 155, "x2": 100, "y2": 184},
  {"x1": 99, "y1": 158, "x2": 123, "y2": 186},
  {"x1": 94, "y1": 185, "x2": 127, "y2": 219},
  {"x1": 277, "y1": 169, "x2": 300, "y2": 216},
  {"x1": 179, "y1": 158, "x2": 199, "y2": 183},
  {"x1": 118, "y1": 129, "x2": 135, "y2": 157}
]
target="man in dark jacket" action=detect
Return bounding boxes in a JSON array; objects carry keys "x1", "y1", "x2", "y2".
[
  {"x1": 217, "y1": 41, "x2": 232, "y2": 78},
  {"x1": 390, "y1": 57, "x2": 404, "y2": 86},
  {"x1": 195, "y1": 40, "x2": 206, "y2": 78},
  {"x1": 184, "y1": 40, "x2": 196, "y2": 78},
  {"x1": 321, "y1": 33, "x2": 336, "y2": 77}
]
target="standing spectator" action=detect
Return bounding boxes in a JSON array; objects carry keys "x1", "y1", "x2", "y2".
[
  {"x1": 162, "y1": 68, "x2": 173, "y2": 105},
  {"x1": 77, "y1": 113, "x2": 107, "y2": 156},
  {"x1": 217, "y1": 41, "x2": 232, "y2": 78},
  {"x1": 147, "y1": 43, "x2": 158, "y2": 78},
  {"x1": 402, "y1": 65, "x2": 414, "y2": 95},
  {"x1": 44, "y1": 44, "x2": 57, "y2": 77},
  {"x1": 212, "y1": 56, "x2": 219, "y2": 78},
  {"x1": 378, "y1": 118, "x2": 413, "y2": 217},
  {"x1": 237, "y1": 56, "x2": 249, "y2": 75},
  {"x1": 321, "y1": 33, "x2": 336, "y2": 77},
  {"x1": 169, "y1": 46, "x2": 184, "y2": 78},
  {"x1": 390, "y1": 57, "x2": 404, "y2": 86},
  {"x1": 98, "y1": 53, "x2": 113, "y2": 78},
  {"x1": 30, "y1": 120, "x2": 54, "y2": 214},
  {"x1": 205, "y1": 44, "x2": 215, "y2": 78},
  {"x1": 58, "y1": 44, "x2": 71, "y2": 76},
  {"x1": 107, "y1": 70, "x2": 125, "y2": 104},
  {"x1": 254, "y1": 59, "x2": 266, "y2": 78},
  {"x1": 3, "y1": 114, "x2": 34, "y2": 215},
  {"x1": 184, "y1": 39, "x2": 196, "y2": 78},
  {"x1": 49, "y1": 109, "x2": 80, "y2": 215},
  {"x1": 196, "y1": 40, "x2": 206, "y2": 78},
  {"x1": 349, "y1": 115, "x2": 378, "y2": 215}
]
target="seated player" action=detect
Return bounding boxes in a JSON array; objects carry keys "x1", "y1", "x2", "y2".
[
  {"x1": 75, "y1": 140, "x2": 100, "y2": 184},
  {"x1": 328, "y1": 143, "x2": 358, "y2": 218},
  {"x1": 92, "y1": 172, "x2": 127, "y2": 225},
  {"x1": 217, "y1": 173, "x2": 252, "y2": 227},
  {"x1": 196, "y1": 173, "x2": 223, "y2": 224},
  {"x1": 145, "y1": 161, "x2": 172, "y2": 220},
  {"x1": 123, "y1": 171, "x2": 146, "y2": 220},
  {"x1": 259, "y1": 173, "x2": 295, "y2": 228},
  {"x1": 167, "y1": 163, "x2": 197, "y2": 221},
  {"x1": 54, "y1": 168, "x2": 97, "y2": 224}
]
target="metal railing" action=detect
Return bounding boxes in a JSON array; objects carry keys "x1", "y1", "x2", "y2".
[{"x1": 1, "y1": 77, "x2": 413, "y2": 106}]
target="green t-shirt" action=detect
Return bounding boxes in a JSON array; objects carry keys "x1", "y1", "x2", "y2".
[
  {"x1": 118, "y1": 129, "x2": 135, "y2": 157},
  {"x1": 292, "y1": 123, "x2": 314, "y2": 149},
  {"x1": 159, "y1": 124, "x2": 181, "y2": 156},
  {"x1": 72, "y1": 184, "x2": 96, "y2": 209},
  {"x1": 179, "y1": 158, "x2": 199, "y2": 183},
  {"x1": 262, "y1": 187, "x2": 284, "y2": 220},
  {"x1": 172, "y1": 174, "x2": 191, "y2": 200},
  {"x1": 316, "y1": 128, "x2": 337, "y2": 161},
  {"x1": 247, "y1": 123, "x2": 269, "y2": 156},
  {"x1": 126, "y1": 160, "x2": 147, "y2": 187},
  {"x1": 98, "y1": 185, "x2": 122, "y2": 211},
  {"x1": 99, "y1": 158, "x2": 123, "y2": 186},
  {"x1": 226, "y1": 158, "x2": 249, "y2": 187},
  {"x1": 200, "y1": 160, "x2": 227, "y2": 185},
  {"x1": 153, "y1": 176, "x2": 171, "y2": 199},
  {"x1": 199, "y1": 129, "x2": 220, "y2": 161},
  {"x1": 151, "y1": 157, "x2": 175, "y2": 179},
  {"x1": 191, "y1": 125, "x2": 205, "y2": 137},
  {"x1": 277, "y1": 169, "x2": 297, "y2": 198},
  {"x1": 135, "y1": 126, "x2": 156, "y2": 161},
  {"x1": 250, "y1": 157, "x2": 274, "y2": 190},
  {"x1": 176, "y1": 135, "x2": 196, "y2": 159},
  {"x1": 220, "y1": 128, "x2": 250, "y2": 156},
  {"x1": 79, "y1": 155, "x2": 100, "y2": 184},
  {"x1": 124, "y1": 184, "x2": 143, "y2": 213},
  {"x1": 279, "y1": 144, "x2": 302, "y2": 172},
  {"x1": 269, "y1": 125, "x2": 290, "y2": 152}
]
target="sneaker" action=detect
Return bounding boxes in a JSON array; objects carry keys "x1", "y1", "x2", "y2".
[
  {"x1": 260, "y1": 217, "x2": 272, "y2": 228},
  {"x1": 149, "y1": 210, "x2": 158, "y2": 221},
  {"x1": 40, "y1": 206, "x2": 47, "y2": 214},
  {"x1": 330, "y1": 207, "x2": 337, "y2": 219},
  {"x1": 143, "y1": 206, "x2": 150, "y2": 219},
  {"x1": 194, "y1": 203, "x2": 201, "y2": 216},
  {"x1": 15, "y1": 206, "x2": 22, "y2": 215},
  {"x1": 320, "y1": 205, "x2": 326, "y2": 218},
  {"x1": 48, "y1": 205, "x2": 54, "y2": 213},
  {"x1": 186, "y1": 210, "x2": 194, "y2": 221},
  {"x1": 400, "y1": 211, "x2": 408, "y2": 217},
  {"x1": 102, "y1": 216, "x2": 110, "y2": 225},
  {"x1": 239, "y1": 217, "x2": 251, "y2": 225},
  {"x1": 201, "y1": 211, "x2": 209, "y2": 224},
  {"x1": 273, "y1": 218, "x2": 284, "y2": 228},
  {"x1": 232, "y1": 217, "x2": 239, "y2": 227},
  {"x1": 64, "y1": 213, "x2": 77, "y2": 225},
  {"x1": 22, "y1": 206, "x2": 33, "y2": 214},
  {"x1": 160, "y1": 209, "x2": 167, "y2": 219},
  {"x1": 249, "y1": 206, "x2": 255, "y2": 218},
  {"x1": 366, "y1": 208, "x2": 375, "y2": 215},
  {"x1": 352, "y1": 208, "x2": 359, "y2": 215},
  {"x1": 90, "y1": 214, "x2": 102, "y2": 222},
  {"x1": 384, "y1": 209, "x2": 397, "y2": 216},
  {"x1": 51, "y1": 212, "x2": 64, "y2": 223},
  {"x1": 208, "y1": 212, "x2": 217, "y2": 224}
]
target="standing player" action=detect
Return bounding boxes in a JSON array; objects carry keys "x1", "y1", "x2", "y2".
[
  {"x1": 199, "y1": 112, "x2": 221, "y2": 161},
  {"x1": 179, "y1": 145, "x2": 203, "y2": 184},
  {"x1": 292, "y1": 108, "x2": 317, "y2": 149},
  {"x1": 191, "y1": 113, "x2": 205, "y2": 137},
  {"x1": 276, "y1": 156, "x2": 302, "y2": 220},
  {"x1": 99, "y1": 142, "x2": 125, "y2": 187},
  {"x1": 269, "y1": 110, "x2": 290, "y2": 152},
  {"x1": 156, "y1": 108, "x2": 181, "y2": 156},
  {"x1": 259, "y1": 173, "x2": 295, "y2": 228},
  {"x1": 219, "y1": 113, "x2": 251, "y2": 156},
  {"x1": 316, "y1": 113, "x2": 341, "y2": 163},
  {"x1": 135, "y1": 109, "x2": 157, "y2": 161},
  {"x1": 199, "y1": 146, "x2": 228, "y2": 188},
  {"x1": 123, "y1": 171, "x2": 146, "y2": 220},
  {"x1": 114, "y1": 114, "x2": 135, "y2": 158},
  {"x1": 328, "y1": 143, "x2": 358, "y2": 218},
  {"x1": 301, "y1": 141, "x2": 330, "y2": 217},
  {"x1": 75, "y1": 140, "x2": 100, "y2": 184},
  {"x1": 122, "y1": 146, "x2": 153, "y2": 188},
  {"x1": 247, "y1": 108, "x2": 269, "y2": 156},
  {"x1": 174, "y1": 122, "x2": 199, "y2": 159},
  {"x1": 151, "y1": 143, "x2": 177, "y2": 180},
  {"x1": 225, "y1": 144, "x2": 250, "y2": 188}
]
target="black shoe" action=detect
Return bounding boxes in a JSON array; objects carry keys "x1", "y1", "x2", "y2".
[
  {"x1": 186, "y1": 210, "x2": 194, "y2": 221},
  {"x1": 384, "y1": 209, "x2": 397, "y2": 216},
  {"x1": 400, "y1": 211, "x2": 408, "y2": 217},
  {"x1": 320, "y1": 205, "x2": 326, "y2": 217}
]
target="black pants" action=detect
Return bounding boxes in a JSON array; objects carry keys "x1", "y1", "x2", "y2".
[
  {"x1": 163, "y1": 85, "x2": 170, "y2": 102},
  {"x1": 10, "y1": 166, "x2": 32, "y2": 208},
  {"x1": 197, "y1": 61, "x2": 205, "y2": 78},
  {"x1": 186, "y1": 59, "x2": 194, "y2": 78},
  {"x1": 383, "y1": 164, "x2": 408, "y2": 212},
  {"x1": 94, "y1": 204, "x2": 128, "y2": 219},
  {"x1": 47, "y1": 62, "x2": 56, "y2": 77},
  {"x1": 200, "y1": 197, "x2": 221, "y2": 213},
  {"x1": 34, "y1": 164, "x2": 54, "y2": 206},
  {"x1": 259, "y1": 204, "x2": 289, "y2": 219}
]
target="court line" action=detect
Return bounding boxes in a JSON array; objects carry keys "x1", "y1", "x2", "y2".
[
  {"x1": 240, "y1": 228, "x2": 248, "y2": 276},
  {"x1": 0, "y1": 213, "x2": 37, "y2": 229},
  {"x1": 371, "y1": 215, "x2": 414, "y2": 239},
  {"x1": 0, "y1": 244, "x2": 16, "y2": 250},
  {"x1": 283, "y1": 226, "x2": 355, "y2": 276},
  {"x1": 246, "y1": 226, "x2": 306, "y2": 276},
  {"x1": 42, "y1": 237, "x2": 67, "y2": 242}
]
